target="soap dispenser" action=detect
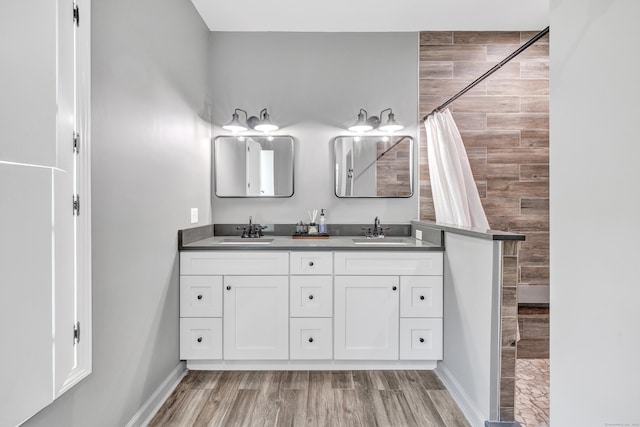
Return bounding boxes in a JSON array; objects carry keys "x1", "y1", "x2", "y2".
[{"x1": 319, "y1": 209, "x2": 327, "y2": 234}]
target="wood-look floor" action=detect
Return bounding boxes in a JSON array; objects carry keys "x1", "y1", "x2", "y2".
[{"x1": 149, "y1": 370, "x2": 470, "y2": 427}]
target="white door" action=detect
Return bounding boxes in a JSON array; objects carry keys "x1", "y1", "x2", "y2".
[
  {"x1": 334, "y1": 276, "x2": 399, "y2": 360},
  {"x1": 245, "y1": 140, "x2": 262, "y2": 195},
  {"x1": 223, "y1": 276, "x2": 288, "y2": 359},
  {"x1": 0, "y1": 0, "x2": 78, "y2": 423},
  {"x1": 0, "y1": 166, "x2": 55, "y2": 427}
]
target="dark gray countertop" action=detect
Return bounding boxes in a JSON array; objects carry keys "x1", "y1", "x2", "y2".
[
  {"x1": 180, "y1": 235, "x2": 444, "y2": 252},
  {"x1": 411, "y1": 220, "x2": 525, "y2": 241},
  {"x1": 178, "y1": 220, "x2": 523, "y2": 252}
]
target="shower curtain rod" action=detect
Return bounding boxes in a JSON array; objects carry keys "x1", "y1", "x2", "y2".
[{"x1": 422, "y1": 26, "x2": 550, "y2": 121}]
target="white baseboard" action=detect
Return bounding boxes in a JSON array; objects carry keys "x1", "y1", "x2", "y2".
[
  {"x1": 125, "y1": 362, "x2": 188, "y2": 427},
  {"x1": 435, "y1": 363, "x2": 486, "y2": 427},
  {"x1": 187, "y1": 359, "x2": 437, "y2": 371}
]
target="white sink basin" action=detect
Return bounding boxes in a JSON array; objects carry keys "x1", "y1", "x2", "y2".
[
  {"x1": 352, "y1": 238, "x2": 408, "y2": 245},
  {"x1": 219, "y1": 238, "x2": 274, "y2": 245}
]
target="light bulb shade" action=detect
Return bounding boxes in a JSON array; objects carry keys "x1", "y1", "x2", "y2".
[
  {"x1": 348, "y1": 123, "x2": 373, "y2": 132},
  {"x1": 254, "y1": 122, "x2": 279, "y2": 132},
  {"x1": 254, "y1": 109, "x2": 279, "y2": 132},
  {"x1": 223, "y1": 112, "x2": 247, "y2": 132},
  {"x1": 348, "y1": 110, "x2": 373, "y2": 133},
  {"x1": 378, "y1": 112, "x2": 403, "y2": 132}
]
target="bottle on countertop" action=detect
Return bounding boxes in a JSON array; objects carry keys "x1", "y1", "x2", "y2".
[{"x1": 319, "y1": 209, "x2": 327, "y2": 234}]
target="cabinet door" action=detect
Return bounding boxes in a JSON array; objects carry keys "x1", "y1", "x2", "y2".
[
  {"x1": 223, "y1": 276, "x2": 289, "y2": 360},
  {"x1": 334, "y1": 276, "x2": 399, "y2": 360}
]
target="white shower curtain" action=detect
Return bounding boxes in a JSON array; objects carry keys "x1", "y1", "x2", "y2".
[{"x1": 424, "y1": 109, "x2": 490, "y2": 230}]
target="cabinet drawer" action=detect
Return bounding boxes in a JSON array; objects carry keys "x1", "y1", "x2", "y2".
[
  {"x1": 180, "y1": 318, "x2": 222, "y2": 360},
  {"x1": 400, "y1": 276, "x2": 443, "y2": 318},
  {"x1": 290, "y1": 318, "x2": 332, "y2": 360},
  {"x1": 334, "y1": 252, "x2": 443, "y2": 276},
  {"x1": 290, "y1": 252, "x2": 333, "y2": 275},
  {"x1": 180, "y1": 251, "x2": 289, "y2": 275},
  {"x1": 290, "y1": 276, "x2": 333, "y2": 317},
  {"x1": 180, "y1": 276, "x2": 222, "y2": 317},
  {"x1": 399, "y1": 318, "x2": 443, "y2": 360}
]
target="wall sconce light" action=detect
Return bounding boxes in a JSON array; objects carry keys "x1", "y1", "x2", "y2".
[
  {"x1": 223, "y1": 107, "x2": 279, "y2": 133},
  {"x1": 348, "y1": 109, "x2": 374, "y2": 133},
  {"x1": 348, "y1": 107, "x2": 404, "y2": 134},
  {"x1": 377, "y1": 108, "x2": 404, "y2": 132},
  {"x1": 223, "y1": 108, "x2": 249, "y2": 132},
  {"x1": 254, "y1": 108, "x2": 279, "y2": 132}
]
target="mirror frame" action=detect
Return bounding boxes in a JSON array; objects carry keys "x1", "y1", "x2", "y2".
[
  {"x1": 213, "y1": 135, "x2": 295, "y2": 198},
  {"x1": 333, "y1": 135, "x2": 414, "y2": 199}
]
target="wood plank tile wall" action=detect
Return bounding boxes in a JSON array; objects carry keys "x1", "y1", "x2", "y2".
[
  {"x1": 419, "y1": 31, "x2": 550, "y2": 295},
  {"x1": 377, "y1": 138, "x2": 412, "y2": 197}
]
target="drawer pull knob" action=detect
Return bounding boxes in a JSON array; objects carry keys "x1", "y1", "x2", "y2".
[
  {"x1": 419, "y1": 337, "x2": 425, "y2": 343},
  {"x1": 308, "y1": 261, "x2": 314, "y2": 267},
  {"x1": 392, "y1": 286, "x2": 397, "y2": 291},
  {"x1": 197, "y1": 337, "x2": 203, "y2": 343},
  {"x1": 197, "y1": 294, "x2": 203, "y2": 300},
  {"x1": 308, "y1": 294, "x2": 314, "y2": 300},
  {"x1": 419, "y1": 295, "x2": 425, "y2": 300},
  {"x1": 308, "y1": 337, "x2": 314, "y2": 343},
  {"x1": 226, "y1": 285, "x2": 231, "y2": 291}
]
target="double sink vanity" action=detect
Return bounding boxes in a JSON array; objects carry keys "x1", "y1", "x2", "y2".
[
  {"x1": 178, "y1": 222, "x2": 445, "y2": 370},
  {"x1": 183, "y1": 133, "x2": 525, "y2": 421}
]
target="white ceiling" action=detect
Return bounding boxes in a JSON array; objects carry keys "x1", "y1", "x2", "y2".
[{"x1": 190, "y1": 0, "x2": 549, "y2": 32}]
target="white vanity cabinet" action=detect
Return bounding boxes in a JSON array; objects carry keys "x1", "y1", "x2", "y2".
[
  {"x1": 179, "y1": 276, "x2": 223, "y2": 360},
  {"x1": 179, "y1": 251, "x2": 289, "y2": 361},
  {"x1": 334, "y1": 252, "x2": 444, "y2": 361},
  {"x1": 289, "y1": 252, "x2": 333, "y2": 360},
  {"x1": 179, "y1": 248, "x2": 443, "y2": 368}
]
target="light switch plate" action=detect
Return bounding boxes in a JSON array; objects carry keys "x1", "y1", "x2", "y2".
[
  {"x1": 415, "y1": 229, "x2": 422, "y2": 240},
  {"x1": 190, "y1": 208, "x2": 198, "y2": 224}
]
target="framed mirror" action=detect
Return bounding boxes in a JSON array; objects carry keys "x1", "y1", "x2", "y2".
[
  {"x1": 214, "y1": 135, "x2": 294, "y2": 197},
  {"x1": 334, "y1": 135, "x2": 413, "y2": 198}
]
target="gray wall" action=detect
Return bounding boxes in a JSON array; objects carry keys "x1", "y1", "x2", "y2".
[
  {"x1": 23, "y1": 0, "x2": 211, "y2": 425},
  {"x1": 550, "y1": 0, "x2": 640, "y2": 424},
  {"x1": 208, "y1": 32, "x2": 419, "y2": 225}
]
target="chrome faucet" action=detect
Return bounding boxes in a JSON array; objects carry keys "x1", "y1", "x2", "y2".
[{"x1": 237, "y1": 216, "x2": 266, "y2": 238}]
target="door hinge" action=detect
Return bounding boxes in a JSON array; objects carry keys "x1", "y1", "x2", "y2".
[
  {"x1": 73, "y1": 321, "x2": 81, "y2": 344},
  {"x1": 73, "y1": 131, "x2": 80, "y2": 154},
  {"x1": 73, "y1": 194, "x2": 80, "y2": 216},
  {"x1": 73, "y1": 3, "x2": 79, "y2": 27}
]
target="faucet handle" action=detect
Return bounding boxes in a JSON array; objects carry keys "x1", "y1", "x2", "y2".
[{"x1": 236, "y1": 226, "x2": 249, "y2": 238}]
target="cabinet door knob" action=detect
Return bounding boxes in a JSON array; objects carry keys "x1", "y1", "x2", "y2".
[
  {"x1": 197, "y1": 294, "x2": 203, "y2": 300},
  {"x1": 308, "y1": 261, "x2": 314, "y2": 267},
  {"x1": 226, "y1": 285, "x2": 231, "y2": 291},
  {"x1": 308, "y1": 294, "x2": 314, "y2": 300},
  {"x1": 197, "y1": 337, "x2": 203, "y2": 343},
  {"x1": 419, "y1": 337, "x2": 425, "y2": 343},
  {"x1": 308, "y1": 337, "x2": 314, "y2": 343},
  {"x1": 419, "y1": 295, "x2": 425, "y2": 300},
  {"x1": 392, "y1": 286, "x2": 397, "y2": 291}
]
